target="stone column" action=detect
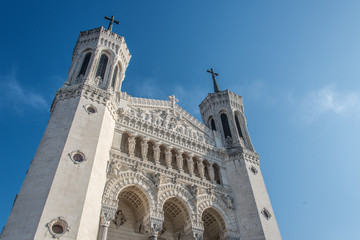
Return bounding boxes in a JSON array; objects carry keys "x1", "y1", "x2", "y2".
[
  {"x1": 88, "y1": 49, "x2": 100, "y2": 80},
  {"x1": 141, "y1": 139, "x2": 148, "y2": 161},
  {"x1": 165, "y1": 147, "x2": 172, "y2": 169},
  {"x1": 176, "y1": 151, "x2": 183, "y2": 172},
  {"x1": 208, "y1": 164, "x2": 215, "y2": 183},
  {"x1": 198, "y1": 160, "x2": 205, "y2": 180},
  {"x1": 153, "y1": 143, "x2": 160, "y2": 165},
  {"x1": 128, "y1": 135, "x2": 136, "y2": 157},
  {"x1": 98, "y1": 206, "x2": 116, "y2": 240}
]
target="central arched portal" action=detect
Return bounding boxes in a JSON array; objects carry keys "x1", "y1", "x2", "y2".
[
  {"x1": 202, "y1": 207, "x2": 227, "y2": 240},
  {"x1": 107, "y1": 185, "x2": 150, "y2": 240},
  {"x1": 160, "y1": 197, "x2": 192, "y2": 240}
]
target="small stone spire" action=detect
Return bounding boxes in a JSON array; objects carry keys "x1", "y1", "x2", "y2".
[
  {"x1": 104, "y1": 16, "x2": 119, "y2": 32},
  {"x1": 207, "y1": 68, "x2": 220, "y2": 93}
]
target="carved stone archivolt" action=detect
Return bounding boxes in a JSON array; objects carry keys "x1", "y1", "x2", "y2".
[{"x1": 101, "y1": 168, "x2": 238, "y2": 239}]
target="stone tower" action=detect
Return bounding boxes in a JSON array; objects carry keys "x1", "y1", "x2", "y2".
[
  {"x1": 1, "y1": 24, "x2": 131, "y2": 240},
  {"x1": 1, "y1": 21, "x2": 281, "y2": 240},
  {"x1": 199, "y1": 83, "x2": 281, "y2": 239}
]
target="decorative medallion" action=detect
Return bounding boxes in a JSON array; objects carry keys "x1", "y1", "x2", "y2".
[
  {"x1": 47, "y1": 217, "x2": 69, "y2": 238},
  {"x1": 261, "y1": 208, "x2": 271, "y2": 220},
  {"x1": 68, "y1": 150, "x2": 86, "y2": 164},
  {"x1": 250, "y1": 165, "x2": 258, "y2": 175},
  {"x1": 84, "y1": 104, "x2": 97, "y2": 114}
]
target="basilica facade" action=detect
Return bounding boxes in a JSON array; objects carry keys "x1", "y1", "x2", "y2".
[{"x1": 1, "y1": 21, "x2": 281, "y2": 240}]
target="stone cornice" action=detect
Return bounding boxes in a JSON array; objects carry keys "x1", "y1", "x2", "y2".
[{"x1": 51, "y1": 84, "x2": 118, "y2": 120}]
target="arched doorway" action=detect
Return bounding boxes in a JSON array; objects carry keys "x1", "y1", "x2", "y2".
[
  {"x1": 107, "y1": 185, "x2": 150, "y2": 240},
  {"x1": 202, "y1": 207, "x2": 227, "y2": 240},
  {"x1": 160, "y1": 197, "x2": 192, "y2": 240}
]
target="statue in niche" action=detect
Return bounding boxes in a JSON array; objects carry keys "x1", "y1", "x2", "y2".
[
  {"x1": 113, "y1": 210, "x2": 126, "y2": 227},
  {"x1": 198, "y1": 161, "x2": 205, "y2": 179},
  {"x1": 164, "y1": 149, "x2": 172, "y2": 168},
  {"x1": 128, "y1": 136, "x2": 136, "y2": 156},
  {"x1": 169, "y1": 118, "x2": 177, "y2": 130},
  {"x1": 226, "y1": 195, "x2": 234, "y2": 210},
  {"x1": 141, "y1": 140, "x2": 148, "y2": 159},
  {"x1": 191, "y1": 185, "x2": 198, "y2": 197},
  {"x1": 153, "y1": 144, "x2": 160, "y2": 163},
  {"x1": 110, "y1": 160, "x2": 121, "y2": 176},
  {"x1": 154, "y1": 173, "x2": 161, "y2": 187},
  {"x1": 187, "y1": 158, "x2": 194, "y2": 175},
  {"x1": 176, "y1": 153, "x2": 183, "y2": 171}
]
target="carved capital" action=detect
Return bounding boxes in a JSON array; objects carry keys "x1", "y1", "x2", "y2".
[
  {"x1": 146, "y1": 217, "x2": 164, "y2": 238},
  {"x1": 100, "y1": 205, "x2": 117, "y2": 227}
]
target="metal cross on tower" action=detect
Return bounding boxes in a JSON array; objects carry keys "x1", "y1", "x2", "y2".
[
  {"x1": 207, "y1": 68, "x2": 220, "y2": 93},
  {"x1": 104, "y1": 16, "x2": 119, "y2": 32}
]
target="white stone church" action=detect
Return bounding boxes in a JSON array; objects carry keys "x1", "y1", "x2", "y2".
[{"x1": 1, "y1": 19, "x2": 281, "y2": 240}]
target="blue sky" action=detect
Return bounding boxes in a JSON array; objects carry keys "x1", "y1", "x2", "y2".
[{"x1": 1, "y1": 1, "x2": 360, "y2": 239}]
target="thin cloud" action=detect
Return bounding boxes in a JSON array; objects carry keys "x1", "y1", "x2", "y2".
[
  {"x1": 132, "y1": 77, "x2": 165, "y2": 99},
  {"x1": 300, "y1": 85, "x2": 360, "y2": 122},
  {"x1": 0, "y1": 71, "x2": 48, "y2": 112}
]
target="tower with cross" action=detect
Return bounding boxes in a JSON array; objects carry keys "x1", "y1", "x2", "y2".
[{"x1": 2, "y1": 18, "x2": 281, "y2": 240}]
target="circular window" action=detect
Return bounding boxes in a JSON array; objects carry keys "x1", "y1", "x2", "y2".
[
  {"x1": 69, "y1": 151, "x2": 86, "y2": 164},
  {"x1": 52, "y1": 224, "x2": 64, "y2": 234},
  {"x1": 73, "y1": 153, "x2": 84, "y2": 162},
  {"x1": 250, "y1": 166, "x2": 258, "y2": 175},
  {"x1": 84, "y1": 104, "x2": 97, "y2": 114},
  {"x1": 261, "y1": 208, "x2": 271, "y2": 220},
  {"x1": 87, "y1": 106, "x2": 96, "y2": 113},
  {"x1": 47, "y1": 217, "x2": 68, "y2": 238}
]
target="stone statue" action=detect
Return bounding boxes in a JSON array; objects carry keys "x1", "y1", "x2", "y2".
[
  {"x1": 154, "y1": 173, "x2": 161, "y2": 187},
  {"x1": 187, "y1": 157, "x2": 194, "y2": 175},
  {"x1": 165, "y1": 149, "x2": 172, "y2": 168},
  {"x1": 191, "y1": 185, "x2": 198, "y2": 197},
  {"x1": 141, "y1": 140, "x2": 148, "y2": 160},
  {"x1": 110, "y1": 160, "x2": 121, "y2": 176},
  {"x1": 128, "y1": 136, "x2": 136, "y2": 156},
  {"x1": 226, "y1": 195, "x2": 234, "y2": 210},
  {"x1": 208, "y1": 165, "x2": 215, "y2": 182},
  {"x1": 198, "y1": 161, "x2": 205, "y2": 179},
  {"x1": 153, "y1": 144, "x2": 160, "y2": 164},
  {"x1": 113, "y1": 210, "x2": 126, "y2": 227},
  {"x1": 176, "y1": 153, "x2": 183, "y2": 171}
]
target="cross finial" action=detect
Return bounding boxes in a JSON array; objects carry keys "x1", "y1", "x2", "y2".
[
  {"x1": 168, "y1": 95, "x2": 178, "y2": 114},
  {"x1": 207, "y1": 68, "x2": 220, "y2": 93},
  {"x1": 104, "y1": 16, "x2": 119, "y2": 32}
]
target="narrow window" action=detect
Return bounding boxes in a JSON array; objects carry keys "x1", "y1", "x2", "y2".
[
  {"x1": 220, "y1": 113, "x2": 232, "y2": 138},
  {"x1": 213, "y1": 164, "x2": 221, "y2": 185},
  {"x1": 96, "y1": 54, "x2": 109, "y2": 79},
  {"x1": 210, "y1": 118, "x2": 216, "y2": 131},
  {"x1": 235, "y1": 114, "x2": 244, "y2": 139},
  {"x1": 111, "y1": 66, "x2": 118, "y2": 88},
  {"x1": 78, "y1": 52, "x2": 91, "y2": 76}
]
